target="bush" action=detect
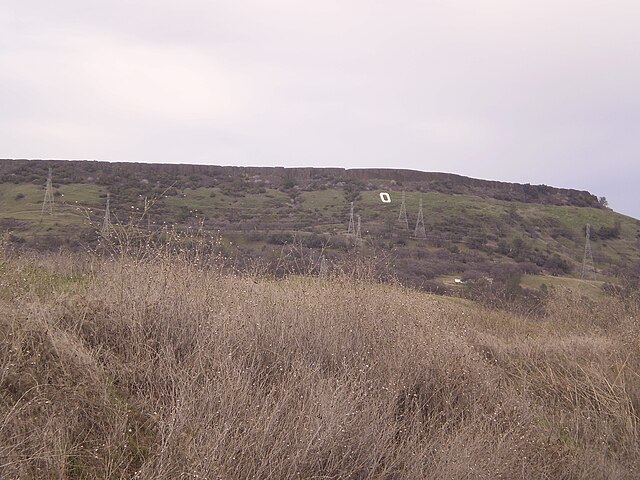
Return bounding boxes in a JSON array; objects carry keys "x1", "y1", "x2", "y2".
[
  {"x1": 267, "y1": 232, "x2": 294, "y2": 245},
  {"x1": 544, "y1": 254, "x2": 572, "y2": 275},
  {"x1": 303, "y1": 234, "x2": 329, "y2": 249},
  {"x1": 597, "y1": 220, "x2": 621, "y2": 240},
  {"x1": 245, "y1": 231, "x2": 267, "y2": 242}
]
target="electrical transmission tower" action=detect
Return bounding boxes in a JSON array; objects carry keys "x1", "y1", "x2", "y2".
[
  {"x1": 581, "y1": 223, "x2": 596, "y2": 280},
  {"x1": 347, "y1": 202, "x2": 355, "y2": 235},
  {"x1": 398, "y1": 191, "x2": 409, "y2": 230},
  {"x1": 414, "y1": 198, "x2": 426, "y2": 239},
  {"x1": 41, "y1": 167, "x2": 54, "y2": 218},
  {"x1": 355, "y1": 214, "x2": 363, "y2": 246},
  {"x1": 101, "y1": 193, "x2": 112, "y2": 236},
  {"x1": 319, "y1": 255, "x2": 328, "y2": 277}
]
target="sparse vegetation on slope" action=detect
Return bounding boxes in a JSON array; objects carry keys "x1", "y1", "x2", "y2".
[
  {"x1": 1, "y1": 248, "x2": 639, "y2": 479},
  {"x1": 1, "y1": 160, "x2": 640, "y2": 294}
]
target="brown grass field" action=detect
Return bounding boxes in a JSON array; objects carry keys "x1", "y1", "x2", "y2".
[{"x1": 1, "y1": 246, "x2": 639, "y2": 479}]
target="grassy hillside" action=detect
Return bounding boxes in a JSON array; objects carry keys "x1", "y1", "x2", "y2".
[
  {"x1": 1, "y1": 251, "x2": 639, "y2": 479},
  {"x1": 1, "y1": 159, "x2": 639, "y2": 296}
]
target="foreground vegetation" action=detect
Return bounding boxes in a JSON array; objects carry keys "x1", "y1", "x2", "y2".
[{"x1": 1, "y1": 249, "x2": 639, "y2": 479}]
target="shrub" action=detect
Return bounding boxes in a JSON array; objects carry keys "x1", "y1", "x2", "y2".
[
  {"x1": 267, "y1": 232, "x2": 294, "y2": 245},
  {"x1": 544, "y1": 254, "x2": 572, "y2": 275},
  {"x1": 597, "y1": 220, "x2": 621, "y2": 240}
]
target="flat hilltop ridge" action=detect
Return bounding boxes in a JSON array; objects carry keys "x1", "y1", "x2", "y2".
[{"x1": 0, "y1": 158, "x2": 600, "y2": 208}]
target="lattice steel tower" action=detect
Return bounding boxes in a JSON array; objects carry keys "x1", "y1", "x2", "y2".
[
  {"x1": 398, "y1": 191, "x2": 409, "y2": 230},
  {"x1": 581, "y1": 223, "x2": 596, "y2": 279},
  {"x1": 347, "y1": 201, "x2": 355, "y2": 235},
  {"x1": 41, "y1": 167, "x2": 54, "y2": 217},
  {"x1": 101, "y1": 193, "x2": 112, "y2": 236},
  {"x1": 355, "y1": 214, "x2": 363, "y2": 246},
  {"x1": 414, "y1": 198, "x2": 426, "y2": 239},
  {"x1": 319, "y1": 255, "x2": 328, "y2": 277}
]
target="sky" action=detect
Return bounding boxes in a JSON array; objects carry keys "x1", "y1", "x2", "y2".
[{"x1": 1, "y1": 1, "x2": 639, "y2": 217}]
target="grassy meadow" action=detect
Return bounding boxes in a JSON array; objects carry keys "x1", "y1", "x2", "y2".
[{"x1": 1, "y1": 241, "x2": 639, "y2": 479}]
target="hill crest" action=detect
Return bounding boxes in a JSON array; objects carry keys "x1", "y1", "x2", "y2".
[{"x1": 0, "y1": 159, "x2": 601, "y2": 208}]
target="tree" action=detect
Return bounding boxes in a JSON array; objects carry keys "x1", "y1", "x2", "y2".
[{"x1": 598, "y1": 196, "x2": 609, "y2": 208}]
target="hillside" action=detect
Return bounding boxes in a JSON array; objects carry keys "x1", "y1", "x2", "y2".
[{"x1": 1, "y1": 159, "x2": 639, "y2": 296}]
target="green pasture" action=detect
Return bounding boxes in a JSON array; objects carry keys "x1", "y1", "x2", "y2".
[{"x1": 1, "y1": 181, "x2": 638, "y2": 277}]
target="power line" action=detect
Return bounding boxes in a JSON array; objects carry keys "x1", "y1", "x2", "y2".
[{"x1": 581, "y1": 223, "x2": 596, "y2": 280}]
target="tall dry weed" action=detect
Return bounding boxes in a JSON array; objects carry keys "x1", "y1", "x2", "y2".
[{"x1": 0, "y1": 250, "x2": 639, "y2": 479}]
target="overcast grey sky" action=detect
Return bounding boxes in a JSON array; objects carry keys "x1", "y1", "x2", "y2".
[{"x1": 1, "y1": 1, "x2": 639, "y2": 217}]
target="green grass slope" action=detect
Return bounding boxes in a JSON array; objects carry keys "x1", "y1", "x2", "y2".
[{"x1": 1, "y1": 160, "x2": 638, "y2": 295}]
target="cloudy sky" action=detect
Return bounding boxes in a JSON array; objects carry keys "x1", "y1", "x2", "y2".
[{"x1": 1, "y1": 1, "x2": 639, "y2": 216}]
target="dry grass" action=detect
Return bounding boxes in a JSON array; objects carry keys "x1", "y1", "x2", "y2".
[{"x1": 0, "y1": 251, "x2": 639, "y2": 479}]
